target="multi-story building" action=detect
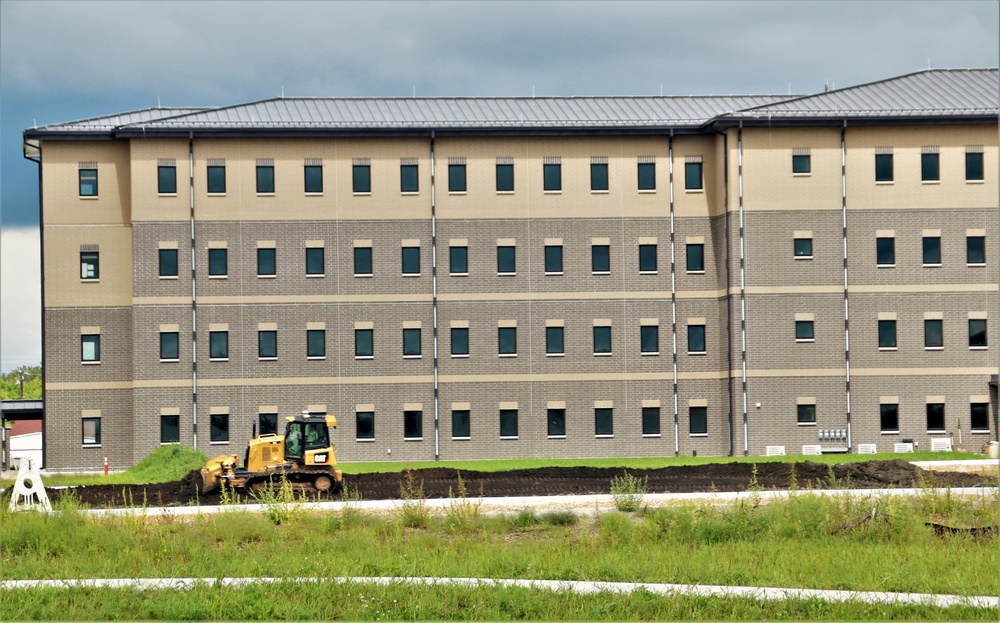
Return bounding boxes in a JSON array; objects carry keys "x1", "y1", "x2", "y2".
[{"x1": 24, "y1": 69, "x2": 998, "y2": 469}]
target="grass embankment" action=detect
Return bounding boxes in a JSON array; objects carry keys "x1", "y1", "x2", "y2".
[{"x1": 1, "y1": 444, "x2": 209, "y2": 488}]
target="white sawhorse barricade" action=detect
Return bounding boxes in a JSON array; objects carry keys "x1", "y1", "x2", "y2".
[{"x1": 8, "y1": 457, "x2": 52, "y2": 512}]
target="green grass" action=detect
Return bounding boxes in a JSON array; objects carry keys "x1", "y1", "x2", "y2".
[{"x1": 1, "y1": 444, "x2": 208, "y2": 488}]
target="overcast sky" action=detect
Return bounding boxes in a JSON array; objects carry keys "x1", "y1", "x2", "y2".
[{"x1": 0, "y1": 0, "x2": 997, "y2": 370}]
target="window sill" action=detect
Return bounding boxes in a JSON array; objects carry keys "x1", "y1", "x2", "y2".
[
  {"x1": 450, "y1": 272, "x2": 468, "y2": 277},
  {"x1": 687, "y1": 270, "x2": 705, "y2": 275},
  {"x1": 878, "y1": 347, "x2": 898, "y2": 351},
  {"x1": 642, "y1": 433, "x2": 661, "y2": 438},
  {"x1": 500, "y1": 436, "x2": 519, "y2": 440},
  {"x1": 594, "y1": 352, "x2": 612, "y2": 357},
  {"x1": 797, "y1": 422, "x2": 817, "y2": 426},
  {"x1": 257, "y1": 275, "x2": 276, "y2": 279},
  {"x1": 875, "y1": 181, "x2": 894, "y2": 186},
  {"x1": 546, "y1": 353, "x2": 565, "y2": 357},
  {"x1": 353, "y1": 192, "x2": 371, "y2": 196},
  {"x1": 160, "y1": 359, "x2": 179, "y2": 363},
  {"x1": 451, "y1": 436, "x2": 470, "y2": 441},
  {"x1": 544, "y1": 272, "x2": 564, "y2": 276},
  {"x1": 923, "y1": 264, "x2": 941, "y2": 268},
  {"x1": 792, "y1": 173, "x2": 812, "y2": 177},
  {"x1": 210, "y1": 441, "x2": 229, "y2": 445},
  {"x1": 547, "y1": 435, "x2": 566, "y2": 439},
  {"x1": 498, "y1": 353, "x2": 517, "y2": 358},
  {"x1": 449, "y1": 191, "x2": 467, "y2": 196},
  {"x1": 543, "y1": 190, "x2": 562, "y2": 195},
  {"x1": 354, "y1": 274, "x2": 373, "y2": 278},
  {"x1": 157, "y1": 193, "x2": 178, "y2": 197},
  {"x1": 968, "y1": 263, "x2": 986, "y2": 268},
  {"x1": 208, "y1": 275, "x2": 228, "y2": 279},
  {"x1": 159, "y1": 275, "x2": 179, "y2": 280},
  {"x1": 451, "y1": 354, "x2": 470, "y2": 358},
  {"x1": 401, "y1": 273, "x2": 422, "y2": 278},
  {"x1": 925, "y1": 346, "x2": 943, "y2": 351},
  {"x1": 592, "y1": 271, "x2": 611, "y2": 276},
  {"x1": 497, "y1": 191, "x2": 515, "y2": 195},
  {"x1": 921, "y1": 181, "x2": 940, "y2": 185},
  {"x1": 690, "y1": 433, "x2": 708, "y2": 437},
  {"x1": 210, "y1": 358, "x2": 229, "y2": 362},
  {"x1": 82, "y1": 361, "x2": 101, "y2": 365},
  {"x1": 81, "y1": 279, "x2": 100, "y2": 283},
  {"x1": 638, "y1": 189, "x2": 657, "y2": 194},
  {"x1": 595, "y1": 434, "x2": 614, "y2": 439},
  {"x1": 497, "y1": 272, "x2": 517, "y2": 277},
  {"x1": 160, "y1": 441, "x2": 180, "y2": 445},
  {"x1": 688, "y1": 351, "x2": 707, "y2": 356},
  {"x1": 971, "y1": 429, "x2": 991, "y2": 434},
  {"x1": 79, "y1": 196, "x2": 99, "y2": 200},
  {"x1": 355, "y1": 438, "x2": 375, "y2": 443},
  {"x1": 796, "y1": 339, "x2": 815, "y2": 343},
  {"x1": 307, "y1": 356, "x2": 326, "y2": 361},
  {"x1": 207, "y1": 193, "x2": 227, "y2": 197},
  {"x1": 970, "y1": 346, "x2": 989, "y2": 351},
  {"x1": 403, "y1": 355, "x2": 422, "y2": 359},
  {"x1": 685, "y1": 189, "x2": 704, "y2": 193},
  {"x1": 641, "y1": 351, "x2": 660, "y2": 356},
  {"x1": 404, "y1": 437, "x2": 423, "y2": 442},
  {"x1": 639, "y1": 271, "x2": 658, "y2": 275},
  {"x1": 82, "y1": 444, "x2": 102, "y2": 448},
  {"x1": 876, "y1": 264, "x2": 895, "y2": 269},
  {"x1": 306, "y1": 274, "x2": 325, "y2": 278},
  {"x1": 591, "y1": 190, "x2": 609, "y2": 194},
  {"x1": 258, "y1": 357, "x2": 277, "y2": 361},
  {"x1": 355, "y1": 356, "x2": 374, "y2": 360},
  {"x1": 305, "y1": 193, "x2": 324, "y2": 197},
  {"x1": 256, "y1": 193, "x2": 275, "y2": 197},
  {"x1": 927, "y1": 430, "x2": 948, "y2": 435},
  {"x1": 880, "y1": 430, "x2": 899, "y2": 435},
  {"x1": 793, "y1": 256, "x2": 813, "y2": 260},
  {"x1": 401, "y1": 192, "x2": 420, "y2": 196}
]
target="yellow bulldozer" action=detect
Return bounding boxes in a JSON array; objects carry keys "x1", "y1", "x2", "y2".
[{"x1": 201, "y1": 411, "x2": 344, "y2": 494}]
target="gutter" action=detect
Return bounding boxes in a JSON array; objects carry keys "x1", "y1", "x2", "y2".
[{"x1": 22, "y1": 139, "x2": 45, "y2": 468}]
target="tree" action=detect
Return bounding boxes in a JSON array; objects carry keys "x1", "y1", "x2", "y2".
[{"x1": 0, "y1": 365, "x2": 42, "y2": 399}]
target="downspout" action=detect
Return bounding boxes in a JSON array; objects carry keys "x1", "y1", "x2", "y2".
[
  {"x1": 668, "y1": 131, "x2": 679, "y2": 456},
  {"x1": 841, "y1": 121, "x2": 852, "y2": 450},
  {"x1": 718, "y1": 130, "x2": 733, "y2": 457},
  {"x1": 24, "y1": 140, "x2": 45, "y2": 468},
  {"x1": 430, "y1": 131, "x2": 440, "y2": 460},
  {"x1": 189, "y1": 132, "x2": 198, "y2": 449},
  {"x1": 737, "y1": 123, "x2": 748, "y2": 456}
]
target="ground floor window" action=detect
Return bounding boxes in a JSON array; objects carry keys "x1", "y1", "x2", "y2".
[
  {"x1": 880, "y1": 404, "x2": 899, "y2": 432},
  {"x1": 82, "y1": 417, "x2": 101, "y2": 445},
  {"x1": 210, "y1": 414, "x2": 229, "y2": 442},
  {"x1": 160, "y1": 415, "x2": 180, "y2": 443},
  {"x1": 452, "y1": 410, "x2": 470, "y2": 438},
  {"x1": 404, "y1": 410, "x2": 423, "y2": 439},
  {"x1": 547, "y1": 409, "x2": 566, "y2": 437},
  {"x1": 642, "y1": 407, "x2": 660, "y2": 435},
  {"x1": 970, "y1": 403, "x2": 989, "y2": 431}
]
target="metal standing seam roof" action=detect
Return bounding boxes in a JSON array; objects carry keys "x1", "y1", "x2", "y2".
[{"x1": 29, "y1": 107, "x2": 211, "y2": 132}]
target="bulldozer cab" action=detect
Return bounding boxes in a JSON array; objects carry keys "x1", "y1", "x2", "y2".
[{"x1": 284, "y1": 418, "x2": 331, "y2": 463}]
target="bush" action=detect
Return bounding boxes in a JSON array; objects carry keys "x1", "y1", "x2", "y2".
[
  {"x1": 541, "y1": 510, "x2": 578, "y2": 526},
  {"x1": 610, "y1": 471, "x2": 648, "y2": 512}
]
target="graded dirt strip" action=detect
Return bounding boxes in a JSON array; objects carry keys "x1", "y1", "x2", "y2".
[{"x1": 2, "y1": 577, "x2": 997, "y2": 610}]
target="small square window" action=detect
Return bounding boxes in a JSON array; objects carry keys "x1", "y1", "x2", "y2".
[
  {"x1": 208, "y1": 248, "x2": 228, "y2": 277},
  {"x1": 592, "y1": 245, "x2": 610, "y2": 273},
  {"x1": 637, "y1": 162, "x2": 656, "y2": 190},
  {"x1": 594, "y1": 408, "x2": 613, "y2": 436},
  {"x1": 639, "y1": 244, "x2": 657, "y2": 273},
  {"x1": 969, "y1": 319, "x2": 988, "y2": 348},
  {"x1": 795, "y1": 320, "x2": 814, "y2": 341},
  {"x1": 307, "y1": 329, "x2": 326, "y2": 358},
  {"x1": 684, "y1": 161, "x2": 703, "y2": 190},
  {"x1": 207, "y1": 165, "x2": 226, "y2": 193},
  {"x1": 927, "y1": 403, "x2": 945, "y2": 431},
  {"x1": 689, "y1": 406, "x2": 707, "y2": 435},
  {"x1": 451, "y1": 327, "x2": 469, "y2": 356},
  {"x1": 497, "y1": 246, "x2": 516, "y2": 274},
  {"x1": 402, "y1": 246, "x2": 420, "y2": 275},
  {"x1": 547, "y1": 408, "x2": 566, "y2": 436},
  {"x1": 792, "y1": 154, "x2": 811, "y2": 174},
  {"x1": 449, "y1": 164, "x2": 466, "y2": 192},
  {"x1": 209, "y1": 331, "x2": 228, "y2": 359},
  {"x1": 304, "y1": 165, "x2": 323, "y2": 193},
  {"x1": 403, "y1": 328, "x2": 421, "y2": 357},
  {"x1": 544, "y1": 245, "x2": 563, "y2": 274},
  {"x1": 159, "y1": 249, "x2": 178, "y2": 277},
  {"x1": 356, "y1": 411, "x2": 375, "y2": 439},
  {"x1": 794, "y1": 238, "x2": 813, "y2": 258},
  {"x1": 543, "y1": 163, "x2": 561, "y2": 191},
  {"x1": 353, "y1": 165, "x2": 371, "y2": 193},
  {"x1": 876, "y1": 237, "x2": 895, "y2": 266},
  {"x1": 499, "y1": 409, "x2": 519, "y2": 437},
  {"x1": 593, "y1": 326, "x2": 612, "y2": 354},
  {"x1": 81, "y1": 251, "x2": 99, "y2": 280},
  {"x1": 82, "y1": 417, "x2": 101, "y2": 445},
  {"x1": 591, "y1": 163, "x2": 609, "y2": 191},
  {"x1": 404, "y1": 410, "x2": 423, "y2": 439},
  {"x1": 160, "y1": 332, "x2": 179, "y2": 361},
  {"x1": 158, "y1": 166, "x2": 177, "y2": 194},
  {"x1": 160, "y1": 415, "x2": 180, "y2": 443},
  {"x1": 686, "y1": 244, "x2": 704, "y2": 272},
  {"x1": 971, "y1": 403, "x2": 989, "y2": 431},
  {"x1": 256, "y1": 165, "x2": 275, "y2": 193},
  {"x1": 875, "y1": 154, "x2": 893, "y2": 182},
  {"x1": 400, "y1": 164, "x2": 419, "y2": 193},
  {"x1": 496, "y1": 163, "x2": 514, "y2": 192},
  {"x1": 640, "y1": 325, "x2": 659, "y2": 354},
  {"x1": 259, "y1": 413, "x2": 278, "y2": 436},
  {"x1": 967, "y1": 236, "x2": 986, "y2": 265},
  {"x1": 450, "y1": 246, "x2": 468, "y2": 275},
  {"x1": 797, "y1": 404, "x2": 815, "y2": 424},
  {"x1": 355, "y1": 329, "x2": 374, "y2": 358},
  {"x1": 354, "y1": 247, "x2": 373, "y2": 276},
  {"x1": 498, "y1": 327, "x2": 517, "y2": 355},
  {"x1": 924, "y1": 319, "x2": 943, "y2": 348},
  {"x1": 966, "y1": 152, "x2": 984, "y2": 181},
  {"x1": 306, "y1": 247, "x2": 324, "y2": 276},
  {"x1": 79, "y1": 168, "x2": 98, "y2": 197},
  {"x1": 210, "y1": 413, "x2": 229, "y2": 443},
  {"x1": 922, "y1": 237, "x2": 941, "y2": 265},
  {"x1": 257, "y1": 248, "x2": 276, "y2": 277},
  {"x1": 921, "y1": 153, "x2": 939, "y2": 182},
  {"x1": 878, "y1": 320, "x2": 897, "y2": 349},
  {"x1": 688, "y1": 324, "x2": 706, "y2": 353},
  {"x1": 258, "y1": 330, "x2": 277, "y2": 359},
  {"x1": 642, "y1": 407, "x2": 660, "y2": 435},
  {"x1": 81, "y1": 334, "x2": 100, "y2": 362},
  {"x1": 452, "y1": 410, "x2": 470, "y2": 438},
  {"x1": 546, "y1": 326, "x2": 564, "y2": 355}
]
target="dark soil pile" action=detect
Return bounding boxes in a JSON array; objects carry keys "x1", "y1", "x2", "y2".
[{"x1": 46, "y1": 459, "x2": 991, "y2": 509}]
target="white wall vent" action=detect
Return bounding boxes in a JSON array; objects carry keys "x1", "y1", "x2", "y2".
[
  {"x1": 857, "y1": 443, "x2": 877, "y2": 454},
  {"x1": 930, "y1": 438, "x2": 952, "y2": 452},
  {"x1": 765, "y1": 445, "x2": 786, "y2": 456},
  {"x1": 801, "y1": 445, "x2": 822, "y2": 456},
  {"x1": 894, "y1": 442, "x2": 914, "y2": 453}
]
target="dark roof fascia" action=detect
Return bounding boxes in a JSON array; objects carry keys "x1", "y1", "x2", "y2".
[
  {"x1": 112, "y1": 125, "x2": 709, "y2": 139},
  {"x1": 712, "y1": 114, "x2": 998, "y2": 128},
  {"x1": 23, "y1": 128, "x2": 118, "y2": 141}
]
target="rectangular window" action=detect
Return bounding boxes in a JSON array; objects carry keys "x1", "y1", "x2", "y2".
[
  {"x1": 304, "y1": 165, "x2": 323, "y2": 193},
  {"x1": 640, "y1": 325, "x2": 659, "y2": 354},
  {"x1": 208, "y1": 248, "x2": 227, "y2": 277},
  {"x1": 642, "y1": 407, "x2": 660, "y2": 435},
  {"x1": 354, "y1": 247, "x2": 373, "y2": 276},
  {"x1": 593, "y1": 326, "x2": 612, "y2": 354},
  {"x1": 257, "y1": 248, "x2": 276, "y2": 277},
  {"x1": 880, "y1": 403, "x2": 898, "y2": 431},
  {"x1": 497, "y1": 246, "x2": 516, "y2": 274},
  {"x1": 355, "y1": 329, "x2": 374, "y2": 358},
  {"x1": 797, "y1": 404, "x2": 816, "y2": 424},
  {"x1": 403, "y1": 328, "x2": 421, "y2": 357},
  {"x1": 925, "y1": 319, "x2": 943, "y2": 348},
  {"x1": 210, "y1": 331, "x2": 228, "y2": 360},
  {"x1": 794, "y1": 238, "x2": 813, "y2": 258},
  {"x1": 591, "y1": 163, "x2": 609, "y2": 191},
  {"x1": 795, "y1": 320, "x2": 814, "y2": 341},
  {"x1": 403, "y1": 410, "x2": 423, "y2": 439},
  {"x1": 207, "y1": 165, "x2": 226, "y2": 193},
  {"x1": 82, "y1": 417, "x2": 101, "y2": 445},
  {"x1": 353, "y1": 164, "x2": 371, "y2": 193},
  {"x1": 637, "y1": 162, "x2": 656, "y2": 190},
  {"x1": 639, "y1": 244, "x2": 657, "y2": 273},
  {"x1": 79, "y1": 168, "x2": 98, "y2": 197},
  {"x1": 451, "y1": 327, "x2": 469, "y2": 356},
  {"x1": 688, "y1": 324, "x2": 706, "y2": 353},
  {"x1": 544, "y1": 245, "x2": 563, "y2": 273},
  {"x1": 256, "y1": 165, "x2": 275, "y2": 193},
  {"x1": 498, "y1": 327, "x2": 517, "y2": 355},
  {"x1": 259, "y1": 413, "x2": 278, "y2": 436},
  {"x1": 159, "y1": 249, "x2": 178, "y2": 277},
  {"x1": 546, "y1": 326, "x2": 564, "y2": 355},
  {"x1": 792, "y1": 154, "x2": 811, "y2": 174},
  {"x1": 158, "y1": 166, "x2": 177, "y2": 194},
  {"x1": 400, "y1": 164, "x2": 419, "y2": 192},
  {"x1": 356, "y1": 411, "x2": 375, "y2": 439},
  {"x1": 876, "y1": 237, "x2": 895, "y2": 266},
  {"x1": 927, "y1": 403, "x2": 945, "y2": 431},
  {"x1": 547, "y1": 408, "x2": 566, "y2": 437},
  {"x1": 258, "y1": 330, "x2": 277, "y2": 359},
  {"x1": 591, "y1": 245, "x2": 610, "y2": 273},
  {"x1": 402, "y1": 246, "x2": 420, "y2": 275},
  {"x1": 687, "y1": 244, "x2": 704, "y2": 272},
  {"x1": 967, "y1": 236, "x2": 986, "y2": 265},
  {"x1": 971, "y1": 403, "x2": 989, "y2": 431},
  {"x1": 161, "y1": 415, "x2": 180, "y2": 443},
  {"x1": 306, "y1": 247, "x2": 324, "y2": 276},
  {"x1": 210, "y1": 414, "x2": 229, "y2": 443},
  {"x1": 878, "y1": 320, "x2": 897, "y2": 349},
  {"x1": 160, "y1": 332, "x2": 179, "y2": 361},
  {"x1": 689, "y1": 406, "x2": 708, "y2": 435},
  {"x1": 684, "y1": 161, "x2": 703, "y2": 190},
  {"x1": 496, "y1": 163, "x2": 514, "y2": 192},
  {"x1": 875, "y1": 153, "x2": 893, "y2": 182},
  {"x1": 81, "y1": 334, "x2": 100, "y2": 362},
  {"x1": 452, "y1": 410, "x2": 470, "y2": 438},
  {"x1": 595, "y1": 408, "x2": 613, "y2": 436},
  {"x1": 922, "y1": 236, "x2": 941, "y2": 265},
  {"x1": 921, "y1": 153, "x2": 940, "y2": 182},
  {"x1": 307, "y1": 329, "x2": 326, "y2": 358},
  {"x1": 450, "y1": 246, "x2": 468, "y2": 275},
  {"x1": 499, "y1": 409, "x2": 518, "y2": 437},
  {"x1": 969, "y1": 319, "x2": 988, "y2": 348},
  {"x1": 81, "y1": 251, "x2": 99, "y2": 280},
  {"x1": 966, "y1": 152, "x2": 984, "y2": 181},
  {"x1": 449, "y1": 164, "x2": 466, "y2": 192},
  {"x1": 543, "y1": 163, "x2": 561, "y2": 191}
]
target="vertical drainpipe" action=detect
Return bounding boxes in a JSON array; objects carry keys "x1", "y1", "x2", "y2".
[
  {"x1": 430, "y1": 131, "x2": 440, "y2": 460},
  {"x1": 721, "y1": 131, "x2": 734, "y2": 456},
  {"x1": 841, "y1": 121, "x2": 852, "y2": 450},
  {"x1": 668, "y1": 131, "x2": 679, "y2": 456},
  {"x1": 737, "y1": 124, "x2": 748, "y2": 456},
  {"x1": 189, "y1": 132, "x2": 198, "y2": 449},
  {"x1": 25, "y1": 142, "x2": 46, "y2": 467}
]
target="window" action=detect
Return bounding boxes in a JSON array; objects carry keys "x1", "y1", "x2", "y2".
[
  {"x1": 684, "y1": 161, "x2": 703, "y2": 190},
  {"x1": 688, "y1": 324, "x2": 706, "y2": 353},
  {"x1": 307, "y1": 329, "x2": 326, "y2": 358},
  {"x1": 971, "y1": 403, "x2": 989, "y2": 431},
  {"x1": 927, "y1": 403, "x2": 945, "y2": 431},
  {"x1": 81, "y1": 251, "x2": 99, "y2": 280},
  {"x1": 797, "y1": 404, "x2": 816, "y2": 424},
  {"x1": 794, "y1": 238, "x2": 813, "y2": 258},
  {"x1": 257, "y1": 248, "x2": 276, "y2": 277},
  {"x1": 921, "y1": 152, "x2": 939, "y2": 182},
  {"x1": 875, "y1": 153, "x2": 893, "y2": 182},
  {"x1": 355, "y1": 329, "x2": 374, "y2": 358},
  {"x1": 880, "y1": 403, "x2": 899, "y2": 432},
  {"x1": 592, "y1": 245, "x2": 610, "y2": 273},
  {"x1": 689, "y1": 406, "x2": 707, "y2": 435},
  {"x1": 258, "y1": 330, "x2": 277, "y2": 359},
  {"x1": 356, "y1": 411, "x2": 375, "y2": 439},
  {"x1": 642, "y1": 407, "x2": 660, "y2": 435},
  {"x1": 792, "y1": 154, "x2": 811, "y2": 174},
  {"x1": 158, "y1": 165, "x2": 177, "y2": 194},
  {"x1": 966, "y1": 152, "x2": 984, "y2": 181},
  {"x1": 498, "y1": 327, "x2": 517, "y2": 355},
  {"x1": 640, "y1": 325, "x2": 659, "y2": 354},
  {"x1": 160, "y1": 332, "x2": 179, "y2": 361},
  {"x1": 497, "y1": 246, "x2": 516, "y2": 274},
  {"x1": 208, "y1": 248, "x2": 227, "y2": 277},
  {"x1": 400, "y1": 163, "x2": 419, "y2": 193},
  {"x1": 925, "y1": 319, "x2": 943, "y2": 348},
  {"x1": 79, "y1": 168, "x2": 98, "y2": 197},
  {"x1": 403, "y1": 328, "x2": 421, "y2": 357},
  {"x1": 403, "y1": 410, "x2": 422, "y2": 439},
  {"x1": 159, "y1": 249, "x2": 178, "y2": 277},
  {"x1": 354, "y1": 247, "x2": 373, "y2": 276},
  {"x1": 546, "y1": 326, "x2": 564, "y2": 355},
  {"x1": 256, "y1": 165, "x2": 275, "y2": 193},
  {"x1": 591, "y1": 162, "x2": 608, "y2": 191},
  {"x1": 639, "y1": 244, "x2": 657, "y2": 273},
  {"x1": 496, "y1": 163, "x2": 514, "y2": 192},
  {"x1": 450, "y1": 246, "x2": 468, "y2": 275},
  {"x1": 595, "y1": 408, "x2": 613, "y2": 436},
  {"x1": 81, "y1": 334, "x2": 100, "y2": 362},
  {"x1": 207, "y1": 165, "x2": 226, "y2": 193},
  {"x1": 306, "y1": 247, "x2": 324, "y2": 276},
  {"x1": 547, "y1": 409, "x2": 566, "y2": 437},
  {"x1": 876, "y1": 237, "x2": 895, "y2": 266},
  {"x1": 82, "y1": 417, "x2": 101, "y2": 445},
  {"x1": 878, "y1": 320, "x2": 897, "y2": 349},
  {"x1": 969, "y1": 319, "x2": 988, "y2": 348},
  {"x1": 499, "y1": 409, "x2": 518, "y2": 437},
  {"x1": 161, "y1": 415, "x2": 180, "y2": 443},
  {"x1": 922, "y1": 236, "x2": 941, "y2": 265},
  {"x1": 304, "y1": 165, "x2": 323, "y2": 193},
  {"x1": 544, "y1": 245, "x2": 563, "y2": 274},
  {"x1": 687, "y1": 244, "x2": 704, "y2": 272},
  {"x1": 209, "y1": 331, "x2": 228, "y2": 360},
  {"x1": 451, "y1": 327, "x2": 469, "y2": 356},
  {"x1": 543, "y1": 162, "x2": 561, "y2": 191},
  {"x1": 795, "y1": 320, "x2": 814, "y2": 341},
  {"x1": 593, "y1": 326, "x2": 612, "y2": 355},
  {"x1": 259, "y1": 413, "x2": 278, "y2": 436},
  {"x1": 210, "y1": 413, "x2": 229, "y2": 443},
  {"x1": 402, "y1": 246, "x2": 420, "y2": 275},
  {"x1": 637, "y1": 162, "x2": 656, "y2": 190},
  {"x1": 452, "y1": 410, "x2": 470, "y2": 438},
  {"x1": 449, "y1": 164, "x2": 466, "y2": 192},
  {"x1": 353, "y1": 164, "x2": 371, "y2": 193},
  {"x1": 967, "y1": 236, "x2": 985, "y2": 265}
]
